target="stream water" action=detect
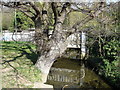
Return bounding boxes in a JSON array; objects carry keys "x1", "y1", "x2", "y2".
[{"x1": 46, "y1": 57, "x2": 111, "y2": 89}]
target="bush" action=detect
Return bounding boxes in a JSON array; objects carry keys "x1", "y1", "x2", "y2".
[
  {"x1": 103, "y1": 40, "x2": 120, "y2": 62},
  {"x1": 99, "y1": 40, "x2": 120, "y2": 88}
]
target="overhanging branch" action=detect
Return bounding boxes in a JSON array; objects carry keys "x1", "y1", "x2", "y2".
[
  {"x1": 28, "y1": 2, "x2": 40, "y2": 15},
  {"x1": 51, "y1": 2, "x2": 57, "y2": 25},
  {"x1": 68, "y1": 2, "x2": 106, "y2": 34},
  {"x1": 18, "y1": 8, "x2": 33, "y2": 18}
]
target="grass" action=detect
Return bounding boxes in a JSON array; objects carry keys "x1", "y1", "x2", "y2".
[{"x1": 1, "y1": 41, "x2": 41, "y2": 88}]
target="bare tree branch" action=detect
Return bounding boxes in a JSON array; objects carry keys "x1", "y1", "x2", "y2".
[
  {"x1": 60, "y1": 2, "x2": 71, "y2": 14},
  {"x1": 28, "y1": 2, "x2": 40, "y2": 15},
  {"x1": 69, "y1": 2, "x2": 106, "y2": 34},
  {"x1": 51, "y1": 2, "x2": 58, "y2": 25},
  {"x1": 18, "y1": 8, "x2": 33, "y2": 18},
  {"x1": 0, "y1": 1, "x2": 38, "y2": 20},
  {"x1": 71, "y1": 3, "x2": 92, "y2": 14}
]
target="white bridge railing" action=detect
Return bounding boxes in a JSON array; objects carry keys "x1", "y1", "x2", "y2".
[
  {"x1": 2, "y1": 32, "x2": 35, "y2": 41},
  {"x1": 1, "y1": 31, "x2": 86, "y2": 52}
]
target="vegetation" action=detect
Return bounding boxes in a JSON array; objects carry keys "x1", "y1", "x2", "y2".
[
  {"x1": 1, "y1": 2, "x2": 107, "y2": 82},
  {"x1": 1, "y1": 41, "x2": 41, "y2": 88},
  {"x1": 1, "y1": 1, "x2": 120, "y2": 88},
  {"x1": 15, "y1": 11, "x2": 34, "y2": 30},
  {"x1": 87, "y1": 3, "x2": 120, "y2": 88},
  {"x1": 99, "y1": 40, "x2": 120, "y2": 88},
  {"x1": 2, "y1": 9, "x2": 34, "y2": 32}
]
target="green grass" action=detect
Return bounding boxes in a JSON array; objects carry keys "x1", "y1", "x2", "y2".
[{"x1": 1, "y1": 41, "x2": 41, "y2": 88}]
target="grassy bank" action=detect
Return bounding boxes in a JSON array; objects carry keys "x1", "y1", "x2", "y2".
[{"x1": 1, "y1": 41, "x2": 41, "y2": 88}]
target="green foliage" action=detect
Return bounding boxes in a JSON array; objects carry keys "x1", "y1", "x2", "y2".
[
  {"x1": 99, "y1": 59, "x2": 120, "y2": 88},
  {"x1": 99, "y1": 40, "x2": 120, "y2": 88},
  {"x1": 69, "y1": 11, "x2": 86, "y2": 27},
  {"x1": 100, "y1": 59, "x2": 119, "y2": 77},
  {"x1": 103, "y1": 40, "x2": 120, "y2": 61},
  {"x1": 16, "y1": 11, "x2": 34, "y2": 30},
  {"x1": 2, "y1": 10, "x2": 34, "y2": 32}
]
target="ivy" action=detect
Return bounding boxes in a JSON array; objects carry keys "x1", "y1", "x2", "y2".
[
  {"x1": 103, "y1": 40, "x2": 120, "y2": 61},
  {"x1": 99, "y1": 40, "x2": 120, "y2": 88}
]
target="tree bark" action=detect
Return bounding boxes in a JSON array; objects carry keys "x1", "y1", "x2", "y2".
[
  {"x1": 35, "y1": 12, "x2": 67, "y2": 83},
  {"x1": 35, "y1": 39, "x2": 68, "y2": 83},
  {"x1": 35, "y1": 43, "x2": 67, "y2": 83}
]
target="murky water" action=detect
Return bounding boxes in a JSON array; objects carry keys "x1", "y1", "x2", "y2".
[{"x1": 46, "y1": 57, "x2": 111, "y2": 89}]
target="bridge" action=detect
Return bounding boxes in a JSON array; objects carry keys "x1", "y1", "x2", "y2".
[
  {"x1": 2, "y1": 31, "x2": 86, "y2": 48},
  {"x1": 2, "y1": 30, "x2": 86, "y2": 58}
]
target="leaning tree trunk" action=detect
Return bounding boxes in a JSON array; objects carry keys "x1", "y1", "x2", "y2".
[
  {"x1": 35, "y1": 14, "x2": 67, "y2": 83},
  {"x1": 35, "y1": 40, "x2": 68, "y2": 83}
]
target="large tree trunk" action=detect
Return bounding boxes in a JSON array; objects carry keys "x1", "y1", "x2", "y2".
[
  {"x1": 35, "y1": 13, "x2": 67, "y2": 83},
  {"x1": 35, "y1": 37, "x2": 68, "y2": 82},
  {"x1": 35, "y1": 41, "x2": 68, "y2": 83}
]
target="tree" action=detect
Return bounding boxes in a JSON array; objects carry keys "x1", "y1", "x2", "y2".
[
  {"x1": 87, "y1": 2, "x2": 119, "y2": 57},
  {"x1": 15, "y1": 11, "x2": 34, "y2": 30},
  {"x1": 1, "y1": 1, "x2": 108, "y2": 83}
]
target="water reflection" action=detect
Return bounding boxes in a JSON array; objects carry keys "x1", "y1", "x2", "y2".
[
  {"x1": 46, "y1": 57, "x2": 111, "y2": 89},
  {"x1": 48, "y1": 67, "x2": 79, "y2": 84},
  {"x1": 79, "y1": 61, "x2": 85, "y2": 86}
]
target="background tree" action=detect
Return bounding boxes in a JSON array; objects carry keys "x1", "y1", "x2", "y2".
[{"x1": 85, "y1": 2, "x2": 120, "y2": 88}]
